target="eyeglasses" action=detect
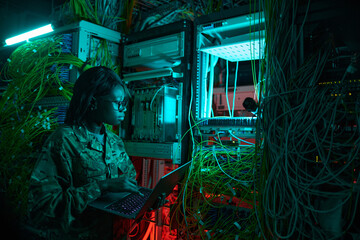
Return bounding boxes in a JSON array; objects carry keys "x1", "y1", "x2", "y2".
[{"x1": 101, "y1": 99, "x2": 128, "y2": 111}]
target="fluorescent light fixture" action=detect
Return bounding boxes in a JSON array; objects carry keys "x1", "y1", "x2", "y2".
[
  {"x1": 5, "y1": 24, "x2": 54, "y2": 46},
  {"x1": 200, "y1": 30, "x2": 265, "y2": 62}
]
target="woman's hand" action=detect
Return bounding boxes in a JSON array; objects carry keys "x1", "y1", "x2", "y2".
[{"x1": 98, "y1": 175, "x2": 144, "y2": 196}]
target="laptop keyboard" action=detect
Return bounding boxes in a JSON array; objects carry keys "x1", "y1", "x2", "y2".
[{"x1": 105, "y1": 188, "x2": 152, "y2": 215}]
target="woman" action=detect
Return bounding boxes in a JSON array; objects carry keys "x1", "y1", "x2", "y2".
[{"x1": 27, "y1": 66, "x2": 141, "y2": 239}]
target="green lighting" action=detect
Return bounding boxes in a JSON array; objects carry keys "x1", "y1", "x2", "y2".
[{"x1": 5, "y1": 24, "x2": 54, "y2": 46}]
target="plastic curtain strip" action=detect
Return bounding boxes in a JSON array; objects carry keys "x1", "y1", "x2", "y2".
[
  {"x1": 231, "y1": 61, "x2": 239, "y2": 117},
  {"x1": 225, "y1": 60, "x2": 232, "y2": 117}
]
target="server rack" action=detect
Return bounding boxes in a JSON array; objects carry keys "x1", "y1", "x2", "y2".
[
  {"x1": 121, "y1": 20, "x2": 193, "y2": 166},
  {"x1": 120, "y1": 20, "x2": 193, "y2": 239},
  {"x1": 35, "y1": 20, "x2": 122, "y2": 124}
]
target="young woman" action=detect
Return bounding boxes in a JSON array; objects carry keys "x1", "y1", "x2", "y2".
[{"x1": 27, "y1": 66, "x2": 141, "y2": 239}]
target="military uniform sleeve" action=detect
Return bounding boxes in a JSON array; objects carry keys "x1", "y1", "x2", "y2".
[
  {"x1": 121, "y1": 152, "x2": 137, "y2": 180},
  {"x1": 27, "y1": 136, "x2": 101, "y2": 231},
  {"x1": 113, "y1": 137, "x2": 137, "y2": 180}
]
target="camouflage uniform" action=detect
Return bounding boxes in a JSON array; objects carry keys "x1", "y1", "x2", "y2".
[{"x1": 27, "y1": 125, "x2": 136, "y2": 240}]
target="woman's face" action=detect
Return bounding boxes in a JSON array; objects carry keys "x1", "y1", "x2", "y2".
[{"x1": 93, "y1": 85, "x2": 127, "y2": 126}]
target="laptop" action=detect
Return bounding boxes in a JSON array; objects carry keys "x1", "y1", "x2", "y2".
[{"x1": 89, "y1": 161, "x2": 191, "y2": 221}]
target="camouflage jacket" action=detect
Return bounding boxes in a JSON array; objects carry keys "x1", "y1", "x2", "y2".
[{"x1": 27, "y1": 125, "x2": 136, "y2": 239}]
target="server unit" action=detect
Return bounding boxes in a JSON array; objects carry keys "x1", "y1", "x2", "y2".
[
  {"x1": 131, "y1": 86, "x2": 180, "y2": 142},
  {"x1": 50, "y1": 20, "x2": 121, "y2": 83}
]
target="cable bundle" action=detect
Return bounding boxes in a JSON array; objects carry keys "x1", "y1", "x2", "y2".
[
  {"x1": 258, "y1": 0, "x2": 360, "y2": 239},
  {"x1": 0, "y1": 36, "x2": 85, "y2": 217},
  {"x1": 62, "y1": 0, "x2": 126, "y2": 30},
  {"x1": 171, "y1": 130, "x2": 260, "y2": 239},
  {"x1": 89, "y1": 38, "x2": 119, "y2": 73}
]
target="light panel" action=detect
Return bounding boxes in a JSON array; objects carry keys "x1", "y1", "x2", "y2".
[
  {"x1": 5, "y1": 24, "x2": 54, "y2": 46},
  {"x1": 200, "y1": 31, "x2": 265, "y2": 62}
]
